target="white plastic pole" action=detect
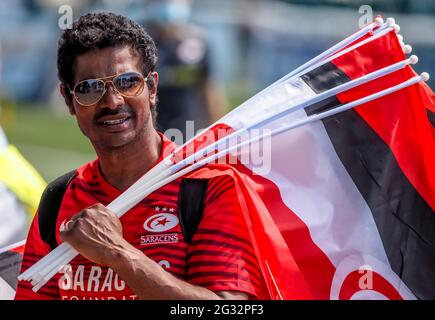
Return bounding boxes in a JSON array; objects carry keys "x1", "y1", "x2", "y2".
[
  {"x1": 137, "y1": 73, "x2": 429, "y2": 197},
  {"x1": 169, "y1": 56, "x2": 417, "y2": 173},
  {"x1": 221, "y1": 19, "x2": 385, "y2": 121},
  {"x1": 164, "y1": 18, "x2": 384, "y2": 158}
]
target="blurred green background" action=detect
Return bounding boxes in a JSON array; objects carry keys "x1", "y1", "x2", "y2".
[{"x1": 1, "y1": 104, "x2": 95, "y2": 182}]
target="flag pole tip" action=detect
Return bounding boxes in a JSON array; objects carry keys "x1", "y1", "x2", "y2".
[
  {"x1": 404, "y1": 45, "x2": 412, "y2": 54},
  {"x1": 393, "y1": 24, "x2": 401, "y2": 33},
  {"x1": 421, "y1": 72, "x2": 430, "y2": 82},
  {"x1": 409, "y1": 55, "x2": 418, "y2": 64},
  {"x1": 386, "y1": 17, "x2": 396, "y2": 25},
  {"x1": 374, "y1": 17, "x2": 383, "y2": 26}
]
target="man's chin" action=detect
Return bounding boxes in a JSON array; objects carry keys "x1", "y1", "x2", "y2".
[{"x1": 92, "y1": 133, "x2": 137, "y2": 151}]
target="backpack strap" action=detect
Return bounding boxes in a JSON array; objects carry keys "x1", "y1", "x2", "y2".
[
  {"x1": 37, "y1": 171, "x2": 206, "y2": 249},
  {"x1": 38, "y1": 170, "x2": 77, "y2": 250},
  {"x1": 178, "y1": 178, "x2": 209, "y2": 244}
]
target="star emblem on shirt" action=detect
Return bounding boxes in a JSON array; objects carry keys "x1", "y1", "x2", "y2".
[
  {"x1": 154, "y1": 206, "x2": 176, "y2": 213},
  {"x1": 156, "y1": 217, "x2": 169, "y2": 226}
]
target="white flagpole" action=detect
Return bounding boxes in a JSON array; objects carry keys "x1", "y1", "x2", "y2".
[
  {"x1": 169, "y1": 56, "x2": 418, "y2": 173},
  {"x1": 373, "y1": 17, "x2": 395, "y2": 34},
  {"x1": 18, "y1": 242, "x2": 71, "y2": 281},
  {"x1": 162, "y1": 18, "x2": 385, "y2": 159},
  {"x1": 289, "y1": 26, "x2": 395, "y2": 81},
  {"x1": 270, "y1": 18, "x2": 384, "y2": 85},
  {"x1": 220, "y1": 18, "x2": 386, "y2": 121}
]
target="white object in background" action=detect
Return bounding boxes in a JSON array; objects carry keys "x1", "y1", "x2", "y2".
[
  {"x1": 0, "y1": 183, "x2": 28, "y2": 248},
  {"x1": 0, "y1": 127, "x2": 8, "y2": 152}
]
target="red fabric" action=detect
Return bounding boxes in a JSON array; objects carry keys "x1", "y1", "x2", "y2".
[
  {"x1": 232, "y1": 164, "x2": 335, "y2": 299},
  {"x1": 15, "y1": 134, "x2": 261, "y2": 300},
  {"x1": 338, "y1": 271, "x2": 404, "y2": 300},
  {"x1": 187, "y1": 175, "x2": 263, "y2": 297},
  {"x1": 177, "y1": 29, "x2": 432, "y2": 300},
  {"x1": 9, "y1": 244, "x2": 25, "y2": 255},
  {"x1": 333, "y1": 30, "x2": 435, "y2": 211},
  {"x1": 184, "y1": 30, "x2": 425, "y2": 300},
  {"x1": 187, "y1": 164, "x2": 313, "y2": 300}
]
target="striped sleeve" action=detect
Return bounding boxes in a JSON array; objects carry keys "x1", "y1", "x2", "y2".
[
  {"x1": 186, "y1": 175, "x2": 262, "y2": 298},
  {"x1": 14, "y1": 212, "x2": 60, "y2": 300}
]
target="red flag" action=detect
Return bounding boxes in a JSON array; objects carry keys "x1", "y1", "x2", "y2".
[{"x1": 185, "y1": 29, "x2": 434, "y2": 299}]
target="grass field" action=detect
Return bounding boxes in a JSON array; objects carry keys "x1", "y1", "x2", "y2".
[{"x1": 1, "y1": 105, "x2": 95, "y2": 183}]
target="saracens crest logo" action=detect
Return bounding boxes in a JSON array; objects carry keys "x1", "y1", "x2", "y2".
[
  {"x1": 143, "y1": 207, "x2": 179, "y2": 233},
  {"x1": 140, "y1": 207, "x2": 180, "y2": 246}
]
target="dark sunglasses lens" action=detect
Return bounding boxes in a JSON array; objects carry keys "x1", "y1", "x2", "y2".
[
  {"x1": 74, "y1": 79, "x2": 105, "y2": 105},
  {"x1": 114, "y1": 73, "x2": 144, "y2": 96}
]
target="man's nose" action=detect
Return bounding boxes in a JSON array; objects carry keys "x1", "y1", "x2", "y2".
[{"x1": 99, "y1": 83, "x2": 125, "y2": 109}]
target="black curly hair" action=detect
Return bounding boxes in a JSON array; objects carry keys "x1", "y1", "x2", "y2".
[{"x1": 57, "y1": 12, "x2": 158, "y2": 122}]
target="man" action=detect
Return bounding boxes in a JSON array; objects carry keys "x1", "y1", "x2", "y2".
[{"x1": 15, "y1": 12, "x2": 261, "y2": 300}]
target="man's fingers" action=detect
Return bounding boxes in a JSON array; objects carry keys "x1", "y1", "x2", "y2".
[
  {"x1": 65, "y1": 219, "x2": 75, "y2": 231},
  {"x1": 59, "y1": 203, "x2": 123, "y2": 243},
  {"x1": 60, "y1": 217, "x2": 79, "y2": 242}
]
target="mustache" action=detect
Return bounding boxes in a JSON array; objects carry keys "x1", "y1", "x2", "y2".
[{"x1": 94, "y1": 105, "x2": 134, "y2": 121}]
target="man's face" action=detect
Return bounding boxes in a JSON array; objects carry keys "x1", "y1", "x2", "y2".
[{"x1": 65, "y1": 46, "x2": 157, "y2": 150}]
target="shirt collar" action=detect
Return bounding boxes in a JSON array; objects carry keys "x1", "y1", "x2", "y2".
[{"x1": 92, "y1": 131, "x2": 178, "y2": 198}]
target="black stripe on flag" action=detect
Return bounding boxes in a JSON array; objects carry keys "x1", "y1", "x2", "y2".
[
  {"x1": 302, "y1": 62, "x2": 350, "y2": 94},
  {"x1": 303, "y1": 62, "x2": 435, "y2": 300},
  {"x1": 427, "y1": 109, "x2": 435, "y2": 127}
]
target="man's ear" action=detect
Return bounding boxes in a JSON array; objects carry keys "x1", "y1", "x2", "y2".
[
  {"x1": 60, "y1": 83, "x2": 75, "y2": 115},
  {"x1": 149, "y1": 71, "x2": 159, "y2": 106}
]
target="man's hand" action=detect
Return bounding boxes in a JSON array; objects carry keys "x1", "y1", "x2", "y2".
[
  {"x1": 59, "y1": 203, "x2": 251, "y2": 300},
  {"x1": 60, "y1": 203, "x2": 129, "y2": 267}
]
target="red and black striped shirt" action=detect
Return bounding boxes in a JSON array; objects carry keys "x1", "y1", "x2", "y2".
[{"x1": 15, "y1": 134, "x2": 262, "y2": 300}]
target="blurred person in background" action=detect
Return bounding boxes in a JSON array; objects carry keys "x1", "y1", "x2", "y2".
[
  {"x1": 144, "y1": 0, "x2": 228, "y2": 138},
  {"x1": 0, "y1": 40, "x2": 46, "y2": 248}
]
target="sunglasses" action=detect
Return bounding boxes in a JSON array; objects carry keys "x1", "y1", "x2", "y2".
[{"x1": 67, "y1": 71, "x2": 148, "y2": 106}]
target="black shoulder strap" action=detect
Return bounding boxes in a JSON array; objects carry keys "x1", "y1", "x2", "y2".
[
  {"x1": 38, "y1": 172, "x2": 205, "y2": 249},
  {"x1": 178, "y1": 178, "x2": 209, "y2": 244},
  {"x1": 38, "y1": 170, "x2": 77, "y2": 250}
]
